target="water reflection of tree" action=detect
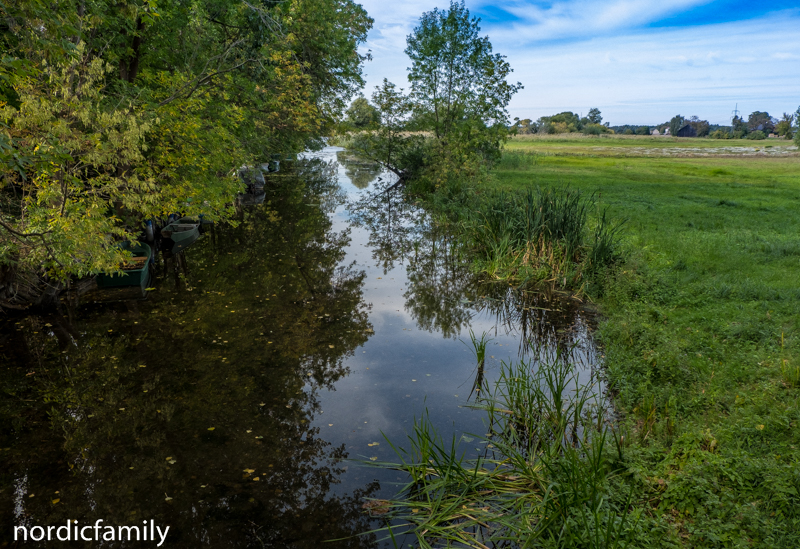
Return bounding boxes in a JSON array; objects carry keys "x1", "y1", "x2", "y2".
[
  {"x1": 347, "y1": 181, "x2": 598, "y2": 361},
  {"x1": 0, "y1": 163, "x2": 379, "y2": 548},
  {"x1": 336, "y1": 151, "x2": 383, "y2": 190}
]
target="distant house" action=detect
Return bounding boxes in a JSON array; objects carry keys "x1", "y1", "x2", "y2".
[
  {"x1": 676, "y1": 124, "x2": 697, "y2": 138},
  {"x1": 664, "y1": 128, "x2": 671, "y2": 135},
  {"x1": 651, "y1": 129, "x2": 660, "y2": 135}
]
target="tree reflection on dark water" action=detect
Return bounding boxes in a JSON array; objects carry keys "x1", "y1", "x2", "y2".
[
  {"x1": 346, "y1": 178, "x2": 598, "y2": 362},
  {"x1": 0, "y1": 159, "x2": 379, "y2": 548}
]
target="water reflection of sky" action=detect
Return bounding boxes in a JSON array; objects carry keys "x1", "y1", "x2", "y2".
[{"x1": 307, "y1": 147, "x2": 600, "y2": 504}]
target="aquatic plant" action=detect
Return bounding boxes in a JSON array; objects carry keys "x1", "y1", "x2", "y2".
[{"x1": 364, "y1": 353, "x2": 635, "y2": 548}]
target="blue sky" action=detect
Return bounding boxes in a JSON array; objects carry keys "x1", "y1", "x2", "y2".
[{"x1": 356, "y1": 0, "x2": 800, "y2": 125}]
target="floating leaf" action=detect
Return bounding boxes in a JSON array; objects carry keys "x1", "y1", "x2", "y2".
[
  {"x1": 207, "y1": 427, "x2": 215, "y2": 431},
  {"x1": 51, "y1": 498, "x2": 60, "y2": 504},
  {"x1": 243, "y1": 469, "x2": 255, "y2": 474},
  {"x1": 369, "y1": 457, "x2": 377, "y2": 461},
  {"x1": 252, "y1": 477, "x2": 260, "y2": 481}
]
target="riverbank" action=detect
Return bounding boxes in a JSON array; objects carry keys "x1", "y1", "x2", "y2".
[{"x1": 481, "y1": 136, "x2": 800, "y2": 546}]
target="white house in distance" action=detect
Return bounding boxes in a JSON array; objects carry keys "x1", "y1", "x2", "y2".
[{"x1": 651, "y1": 129, "x2": 660, "y2": 135}]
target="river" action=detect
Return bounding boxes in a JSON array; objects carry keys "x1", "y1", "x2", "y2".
[{"x1": 0, "y1": 146, "x2": 601, "y2": 548}]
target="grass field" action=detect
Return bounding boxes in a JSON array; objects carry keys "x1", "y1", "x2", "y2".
[{"x1": 484, "y1": 135, "x2": 800, "y2": 547}]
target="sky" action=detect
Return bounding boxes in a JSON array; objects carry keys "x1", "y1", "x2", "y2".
[{"x1": 355, "y1": 0, "x2": 800, "y2": 126}]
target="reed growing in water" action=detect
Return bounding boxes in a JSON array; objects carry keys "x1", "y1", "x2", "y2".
[{"x1": 363, "y1": 345, "x2": 637, "y2": 548}]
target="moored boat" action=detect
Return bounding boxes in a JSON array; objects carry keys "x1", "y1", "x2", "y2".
[
  {"x1": 97, "y1": 242, "x2": 152, "y2": 290},
  {"x1": 161, "y1": 217, "x2": 201, "y2": 253}
]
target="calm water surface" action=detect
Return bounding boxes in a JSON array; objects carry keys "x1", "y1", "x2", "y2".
[{"x1": 0, "y1": 147, "x2": 600, "y2": 548}]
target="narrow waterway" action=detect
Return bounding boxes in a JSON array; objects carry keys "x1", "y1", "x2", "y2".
[{"x1": 0, "y1": 147, "x2": 601, "y2": 548}]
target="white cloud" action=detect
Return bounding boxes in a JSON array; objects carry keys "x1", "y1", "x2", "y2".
[
  {"x1": 356, "y1": 2, "x2": 800, "y2": 125},
  {"x1": 493, "y1": 0, "x2": 714, "y2": 42}
]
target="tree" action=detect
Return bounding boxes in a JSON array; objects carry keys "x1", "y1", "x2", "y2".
[
  {"x1": 775, "y1": 112, "x2": 794, "y2": 138},
  {"x1": 586, "y1": 108, "x2": 602, "y2": 125},
  {"x1": 404, "y1": 0, "x2": 522, "y2": 167},
  {"x1": 0, "y1": 0, "x2": 373, "y2": 308},
  {"x1": 345, "y1": 96, "x2": 380, "y2": 129},
  {"x1": 688, "y1": 116, "x2": 710, "y2": 137},
  {"x1": 635, "y1": 126, "x2": 650, "y2": 135},
  {"x1": 669, "y1": 115, "x2": 685, "y2": 137},
  {"x1": 747, "y1": 111, "x2": 775, "y2": 134},
  {"x1": 350, "y1": 80, "x2": 424, "y2": 184}
]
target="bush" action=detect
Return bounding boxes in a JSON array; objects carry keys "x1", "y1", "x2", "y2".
[
  {"x1": 747, "y1": 130, "x2": 766, "y2": 140},
  {"x1": 710, "y1": 130, "x2": 730, "y2": 139},
  {"x1": 635, "y1": 126, "x2": 650, "y2": 135}
]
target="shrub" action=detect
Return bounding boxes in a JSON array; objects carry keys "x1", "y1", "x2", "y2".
[{"x1": 747, "y1": 130, "x2": 766, "y2": 140}]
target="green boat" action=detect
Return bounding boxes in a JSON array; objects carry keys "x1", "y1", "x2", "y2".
[
  {"x1": 97, "y1": 242, "x2": 152, "y2": 290},
  {"x1": 161, "y1": 217, "x2": 200, "y2": 253}
]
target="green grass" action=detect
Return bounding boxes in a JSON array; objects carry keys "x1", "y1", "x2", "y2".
[
  {"x1": 484, "y1": 137, "x2": 800, "y2": 547},
  {"x1": 379, "y1": 136, "x2": 800, "y2": 547}
]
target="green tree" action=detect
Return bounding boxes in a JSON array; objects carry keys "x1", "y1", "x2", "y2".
[
  {"x1": 404, "y1": 0, "x2": 522, "y2": 168},
  {"x1": 586, "y1": 107, "x2": 602, "y2": 125},
  {"x1": 775, "y1": 112, "x2": 794, "y2": 138},
  {"x1": 350, "y1": 80, "x2": 425, "y2": 183},
  {"x1": 635, "y1": 126, "x2": 650, "y2": 135},
  {"x1": 0, "y1": 0, "x2": 373, "y2": 308},
  {"x1": 747, "y1": 111, "x2": 775, "y2": 134},
  {"x1": 669, "y1": 115, "x2": 685, "y2": 136},
  {"x1": 688, "y1": 115, "x2": 710, "y2": 137},
  {"x1": 345, "y1": 96, "x2": 380, "y2": 129}
]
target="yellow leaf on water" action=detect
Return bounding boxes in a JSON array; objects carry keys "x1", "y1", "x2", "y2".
[
  {"x1": 208, "y1": 427, "x2": 215, "y2": 431},
  {"x1": 168, "y1": 460, "x2": 176, "y2": 465},
  {"x1": 328, "y1": 345, "x2": 334, "y2": 348},
  {"x1": 51, "y1": 498, "x2": 60, "y2": 504},
  {"x1": 243, "y1": 469, "x2": 255, "y2": 474},
  {"x1": 369, "y1": 457, "x2": 377, "y2": 461},
  {"x1": 252, "y1": 477, "x2": 260, "y2": 481},
  {"x1": 165, "y1": 456, "x2": 173, "y2": 461}
]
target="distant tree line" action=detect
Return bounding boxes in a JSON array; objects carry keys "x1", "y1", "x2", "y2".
[
  {"x1": 586, "y1": 109, "x2": 800, "y2": 142},
  {"x1": 511, "y1": 108, "x2": 611, "y2": 136}
]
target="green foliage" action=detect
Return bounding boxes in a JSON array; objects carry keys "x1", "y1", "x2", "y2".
[
  {"x1": 747, "y1": 111, "x2": 775, "y2": 134},
  {"x1": 747, "y1": 130, "x2": 766, "y2": 140},
  {"x1": 405, "y1": 0, "x2": 521, "y2": 145},
  {"x1": 347, "y1": 1, "x2": 521, "y2": 195},
  {"x1": 635, "y1": 126, "x2": 651, "y2": 135},
  {"x1": 586, "y1": 107, "x2": 603, "y2": 125},
  {"x1": 0, "y1": 0, "x2": 373, "y2": 307},
  {"x1": 669, "y1": 115, "x2": 685, "y2": 137},
  {"x1": 345, "y1": 96, "x2": 380, "y2": 129}
]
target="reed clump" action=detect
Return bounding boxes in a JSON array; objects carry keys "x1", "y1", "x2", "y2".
[
  {"x1": 365, "y1": 352, "x2": 636, "y2": 548},
  {"x1": 461, "y1": 187, "x2": 624, "y2": 293}
]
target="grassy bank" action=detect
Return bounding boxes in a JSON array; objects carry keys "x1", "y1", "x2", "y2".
[
  {"x1": 371, "y1": 135, "x2": 800, "y2": 547},
  {"x1": 495, "y1": 136, "x2": 800, "y2": 546}
]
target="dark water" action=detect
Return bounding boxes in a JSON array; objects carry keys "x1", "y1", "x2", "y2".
[{"x1": 0, "y1": 147, "x2": 600, "y2": 548}]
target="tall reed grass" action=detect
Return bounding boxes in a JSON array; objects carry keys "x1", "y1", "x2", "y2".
[
  {"x1": 364, "y1": 349, "x2": 636, "y2": 548},
  {"x1": 462, "y1": 187, "x2": 623, "y2": 292}
]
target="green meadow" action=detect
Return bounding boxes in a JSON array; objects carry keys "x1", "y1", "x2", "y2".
[{"x1": 485, "y1": 135, "x2": 800, "y2": 546}]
